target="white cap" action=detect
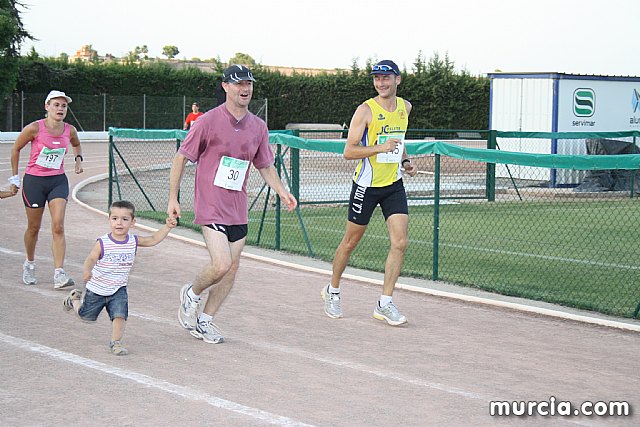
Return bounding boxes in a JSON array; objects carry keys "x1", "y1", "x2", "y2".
[{"x1": 45, "y1": 90, "x2": 72, "y2": 104}]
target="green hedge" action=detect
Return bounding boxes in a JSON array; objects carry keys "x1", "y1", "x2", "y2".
[{"x1": 15, "y1": 58, "x2": 489, "y2": 130}]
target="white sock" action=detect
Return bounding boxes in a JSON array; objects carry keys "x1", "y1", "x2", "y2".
[
  {"x1": 24, "y1": 260, "x2": 35, "y2": 266},
  {"x1": 54, "y1": 268, "x2": 64, "y2": 275},
  {"x1": 328, "y1": 284, "x2": 340, "y2": 294},
  {"x1": 187, "y1": 287, "x2": 200, "y2": 300},
  {"x1": 379, "y1": 295, "x2": 393, "y2": 307},
  {"x1": 198, "y1": 313, "x2": 213, "y2": 323}
]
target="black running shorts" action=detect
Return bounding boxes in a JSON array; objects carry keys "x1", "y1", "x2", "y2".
[
  {"x1": 347, "y1": 179, "x2": 408, "y2": 225},
  {"x1": 21, "y1": 173, "x2": 69, "y2": 208},
  {"x1": 204, "y1": 223, "x2": 248, "y2": 242}
]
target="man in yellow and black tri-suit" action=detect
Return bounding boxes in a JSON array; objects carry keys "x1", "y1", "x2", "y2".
[{"x1": 321, "y1": 59, "x2": 418, "y2": 326}]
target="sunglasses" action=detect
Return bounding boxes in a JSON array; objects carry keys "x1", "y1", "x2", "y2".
[{"x1": 372, "y1": 64, "x2": 399, "y2": 75}]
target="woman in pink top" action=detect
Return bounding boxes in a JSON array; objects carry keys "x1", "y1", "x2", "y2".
[{"x1": 9, "y1": 90, "x2": 84, "y2": 289}]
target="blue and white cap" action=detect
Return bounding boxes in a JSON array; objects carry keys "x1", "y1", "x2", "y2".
[
  {"x1": 370, "y1": 60, "x2": 400, "y2": 76},
  {"x1": 222, "y1": 64, "x2": 256, "y2": 83}
]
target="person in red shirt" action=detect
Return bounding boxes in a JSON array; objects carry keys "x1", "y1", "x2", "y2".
[{"x1": 183, "y1": 102, "x2": 204, "y2": 130}]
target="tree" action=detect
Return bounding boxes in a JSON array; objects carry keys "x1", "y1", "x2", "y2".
[
  {"x1": 227, "y1": 52, "x2": 257, "y2": 68},
  {"x1": 0, "y1": 0, "x2": 33, "y2": 100},
  {"x1": 85, "y1": 44, "x2": 99, "y2": 63},
  {"x1": 427, "y1": 51, "x2": 455, "y2": 76},
  {"x1": 412, "y1": 50, "x2": 427, "y2": 76},
  {"x1": 364, "y1": 57, "x2": 377, "y2": 74},
  {"x1": 140, "y1": 45, "x2": 149, "y2": 61},
  {"x1": 203, "y1": 57, "x2": 220, "y2": 65},
  {"x1": 349, "y1": 57, "x2": 360, "y2": 76},
  {"x1": 25, "y1": 45, "x2": 38, "y2": 59},
  {"x1": 125, "y1": 45, "x2": 149, "y2": 64},
  {"x1": 162, "y1": 45, "x2": 179, "y2": 59}
]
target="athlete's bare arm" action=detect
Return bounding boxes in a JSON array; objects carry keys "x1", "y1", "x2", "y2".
[
  {"x1": 10, "y1": 122, "x2": 39, "y2": 176},
  {"x1": 343, "y1": 103, "x2": 401, "y2": 160},
  {"x1": 167, "y1": 153, "x2": 189, "y2": 219}
]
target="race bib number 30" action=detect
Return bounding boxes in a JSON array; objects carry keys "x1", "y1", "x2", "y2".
[
  {"x1": 213, "y1": 156, "x2": 250, "y2": 191},
  {"x1": 35, "y1": 147, "x2": 66, "y2": 169},
  {"x1": 376, "y1": 133, "x2": 405, "y2": 164}
]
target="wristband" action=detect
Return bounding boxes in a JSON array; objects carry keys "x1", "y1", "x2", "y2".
[
  {"x1": 402, "y1": 158, "x2": 411, "y2": 167},
  {"x1": 75, "y1": 155, "x2": 83, "y2": 162},
  {"x1": 8, "y1": 175, "x2": 21, "y2": 187}
]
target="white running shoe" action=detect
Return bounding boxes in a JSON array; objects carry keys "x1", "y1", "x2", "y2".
[
  {"x1": 23, "y1": 261, "x2": 37, "y2": 285},
  {"x1": 373, "y1": 301, "x2": 408, "y2": 326},
  {"x1": 321, "y1": 284, "x2": 343, "y2": 318},
  {"x1": 190, "y1": 318, "x2": 224, "y2": 344},
  {"x1": 178, "y1": 284, "x2": 199, "y2": 330},
  {"x1": 54, "y1": 269, "x2": 75, "y2": 289}
]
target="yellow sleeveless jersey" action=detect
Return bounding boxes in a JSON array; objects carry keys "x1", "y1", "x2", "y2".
[{"x1": 352, "y1": 97, "x2": 409, "y2": 187}]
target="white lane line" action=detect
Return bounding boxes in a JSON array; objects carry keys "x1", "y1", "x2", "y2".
[
  {"x1": 0, "y1": 247, "x2": 24, "y2": 256},
  {"x1": 125, "y1": 311, "x2": 487, "y2": 400},
  {"x1": 247, "y1": 339, "x2": 486, "y2": 400},
  {"x1": 0, "y1": 332, "x2": 313, "y2": 427}
]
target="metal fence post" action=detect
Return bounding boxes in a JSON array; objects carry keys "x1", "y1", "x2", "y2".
[
  {"x1": 486, "y1": 129, "x2": 496, "y2": 202},
  {"x1": 20, "y1": 91, "x2": 24, "y2": 129},
  {"x1": 291, "y1": 147, "x2": 300, "y2": 202},
  {"x1": 275, "y1": 143, "x2": 282, "y2": 250},
  {"x1": 143, "y1": 94, "x2": 146, "y2": 129},
  {"x1": 103, "y1": 94, "x2": 106, "y2": 131},
  {"x1": 432, "y1": 153, "x2": 441, "y2": 280},
  {"x1": 108, "y1": 133, "x2": 113, "y2": 210},
  {"x1": 632, "y1": 135, "x2": 637, "y2": 199}
]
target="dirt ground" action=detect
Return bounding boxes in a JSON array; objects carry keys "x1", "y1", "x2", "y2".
[{"x1": 0, "y1": 142, "x2": 638, "y2": 427}]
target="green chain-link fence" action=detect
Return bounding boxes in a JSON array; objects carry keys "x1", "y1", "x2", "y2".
[
  {"x1": 107, "y1": 128, "x2": 640, "y2": 319},
  {"x1": 1, "y1": 92, "x2": 267, "y2": 131}
]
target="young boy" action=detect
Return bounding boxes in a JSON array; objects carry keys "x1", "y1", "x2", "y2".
[{"x1": 63, "y1": 200, "x2": 177, "y2": 355}]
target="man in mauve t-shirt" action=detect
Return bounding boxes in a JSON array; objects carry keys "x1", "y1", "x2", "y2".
[{"x1": 168, "y1": 64, "x2": 297, "y2": 344}]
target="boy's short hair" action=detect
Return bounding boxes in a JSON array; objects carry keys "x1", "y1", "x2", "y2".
[{"x1": 110, "y1": 200, "x2": 136, "y2": 218}]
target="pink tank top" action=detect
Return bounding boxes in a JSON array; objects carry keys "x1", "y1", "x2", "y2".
[{"x1": 25, "y1": 119, "x2": 71, "y2": 177}]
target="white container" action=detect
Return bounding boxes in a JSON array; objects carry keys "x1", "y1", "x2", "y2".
[{"x1": 488, "y1": 72, "x2": 640, "y2": 185}]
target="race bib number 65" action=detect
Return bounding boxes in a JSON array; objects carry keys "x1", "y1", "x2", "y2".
[{"x1": 213, "y1": 156, "x2": 250, "y2": 191}]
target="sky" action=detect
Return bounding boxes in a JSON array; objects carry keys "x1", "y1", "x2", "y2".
[{"x1": 18, "y1": 0, "x2": 640, "y2": 77}]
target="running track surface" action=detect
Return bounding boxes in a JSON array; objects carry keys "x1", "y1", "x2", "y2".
[{"x1": 0, "y1": 142, "x2": 638, "y2": 426}]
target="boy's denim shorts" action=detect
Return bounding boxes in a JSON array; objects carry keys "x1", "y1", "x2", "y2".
[{"x1": 78, "y1": 286, "x2": 128, "y2": 321}]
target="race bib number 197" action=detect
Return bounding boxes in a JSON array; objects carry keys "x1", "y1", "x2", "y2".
[
  {"x1": 35, "y1": 147, "x2": 66, "y2": 169},
  {"x1": 213, "y1": 156, "x2": 250, "y2": 191}
]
